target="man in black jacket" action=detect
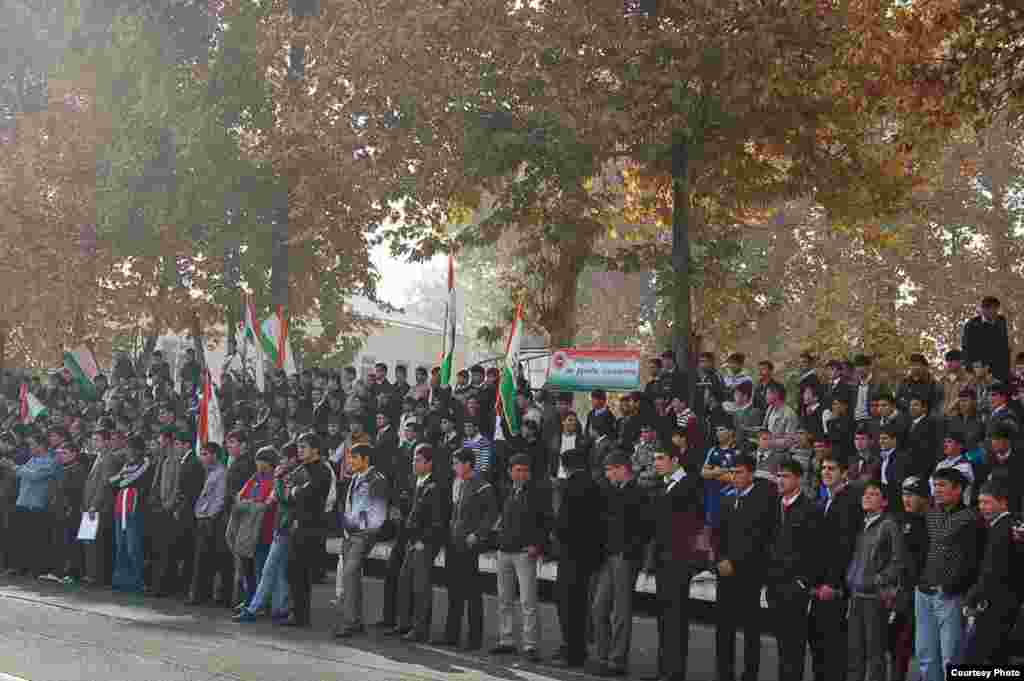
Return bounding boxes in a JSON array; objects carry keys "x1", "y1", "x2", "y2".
[
  {"x1": 982, "y1": 422, "x2": 1024, "y2": 512},
  {"x1": 963, "y1": 480, "x2": 1022, "y2": 665},
  {"x1": 490, "y1": 453, "x2": 551, "y2": 663},
  {"x1": 765, "y1": 458, "x2": 821, "y2": 681},
  {"x1": 962, "y1": 296, "x2": 1011, "y2": 381},
  {"x1": 645, "y1": 446, "x2": 704, "y2": 681},
  {"x1": 715, "y1": 453, "x2": 776, "y2": 681},
  {"x1": 149, "y1": 428, "x2": 205, "y2": 598},
  {"x1": 590, "y1": 450, "x2": 650, "y2": 676},
  {"x1": 550, "y1": 448, "x2": 605, "y2": 670},
  {"x1": 439, "y1": 447, "x2": 498, "y2": 650},
  {"x1": 225, "y1": 430, "x2": 256, "y2": 606},
  {"x1": 904, "y1": 397, "x2": 941, "y2": 479},
  {"x1": 914, "y1": 467, "x2": 980, "y2": 681},
  {"x1": 391, "y1": 443, "x2": 448, "y2": 642},
  {"x1": 878, "y1": 423, "x2": 913, "y2": 513},
  {"x1": 808, "y1": 452, "x2": 863, "y2": 681},
  {"x1": 283, "y1": 432, "x2": 333, "y2": 627}
]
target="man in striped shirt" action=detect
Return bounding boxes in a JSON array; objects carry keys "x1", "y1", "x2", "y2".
[
  {"x1": 462, "y1": 420, "x2": 495, "y2": 477},
  {"x1": 914, "y1": 467, "x2": 980, "y2": 681}
]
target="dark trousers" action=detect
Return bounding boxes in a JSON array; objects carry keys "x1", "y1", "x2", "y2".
[
  {"x1": 767, "y1": 582, "x2": 810, "y2": 681},
  {"x1": 444, "y1": 542, "x2": 484, "y2": 647},
  {"x1": 14, "y1": 508, "x2": 55, "y2": 575},
  {"x1": 715, "y1": 575, "x2": 763, "y2": 681},
  {"x1": 84, "y1": 511, "x2": 114, "y2": 585},
  {"x1": 396, "y1": 541, "x2": 437, "y2": 636},
  {"x1": 888, "y1": 611, "x2": 914, "y2": 681},
  {"x1": 847, "y1": 596, "x2": 889, "y2": 681},
  {"x1": 190, "y1": 515, "x2": 231, "y2": 604},
  {"x1": 809, "y1": 595, "x2": 848, "y2": 681},
  {"x1": 380, "y1": 536, "x2": 407, "y2": 625},
  {"x1": 59, "y1": 511, "x2": 85, "y2": 578},
  {"x1": 151, "y1": 511, "x2": 195, "y2": 596},
  {"x1": 557, "y1": 553, "x2": 598, "y2": 665},
  {"x1": 964, "y1": 599, "x2": 1023, "y2": 665},
  {"x1": 656, "y1": 561, "x2": 694, "y2": 679},
  {"x1": 287, "y1": 528, "x2": 322, "y2": 626},
  {"x1": 0, "y1": 506, "x2": 12, "y2": 569}
]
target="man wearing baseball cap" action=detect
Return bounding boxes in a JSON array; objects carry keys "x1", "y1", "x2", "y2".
[{"x1": 914, "y1": 467, "x2": 980, "y2": 681}]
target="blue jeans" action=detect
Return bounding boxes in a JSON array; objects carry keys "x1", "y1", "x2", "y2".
[
  {"x1": 242, "y1": 543, "x2": 271, "y2": 605},
  {"x1": 245, "y1": 532, "x2": 290, "y2": 616},
  {"x1": 915, "y1": 589, "x2": 965, "y2": 681},
  {"x1": 112, "y1": 512, "x2": 145, "y2": 593}
]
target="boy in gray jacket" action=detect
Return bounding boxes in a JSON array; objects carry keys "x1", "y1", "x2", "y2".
[{"x1": 846, "y1": 479, "x2": 906, "y2": 681}]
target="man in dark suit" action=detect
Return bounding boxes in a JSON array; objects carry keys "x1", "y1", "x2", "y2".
[
  {"x1": 715, "y1": 453, "x2": 776, "y2": 681},
  {"x1": 765, "y1": 458, "x2": 821, "y2": 681},
  {"x1": 876, "y1": 392, "x2": 909, "y2": 449},
  {"x1": 962, "y1": 296, "x2": 1011, "y2": 381},
  {"x1": 374, "y1": 415, "x2": 411, "y2": 630},
  {"x1": 284, "y1": 433, "x2": 333, "y2": 627},
  {"x1": 904, "y1": 396, "x2": 941, "y2": 479},
  {"x1": 808, "y1": 452, "x2": 863, "y2": 681},
  {"x1": 373, "y1": 411, "x2": 402, "y2": 487},
  {"x1": 963, "y1": 480, "x2": 1023, "y2": 664},
  {"x1": 390, "y1": 443, "x2": 449, "y2": 642},
  {"x1": 878, "y1": 423, "x2": 913, "y2": 513},
  {"x1": 550, "y1": 447, "x2": 605, "y2": 670},
  {"x1": 439, "y1": 448, "x2": 498, "y2": 650},
  {"x1": 644, "y1": 446, "x2": 704, "y2": 681}
]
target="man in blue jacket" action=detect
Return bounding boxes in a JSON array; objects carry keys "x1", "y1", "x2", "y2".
[{"x1": 8, "y1": 429, "x2": 63, "y2": 578}]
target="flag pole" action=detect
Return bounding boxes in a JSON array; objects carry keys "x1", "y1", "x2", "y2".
[{"x1": 441, "y1": 300, "x2": 449, "y2": 363}]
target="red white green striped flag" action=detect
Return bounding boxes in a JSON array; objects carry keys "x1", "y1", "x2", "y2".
[
  {"x1": 196, "y1": 365, "x2": 224, "y2": 454},
  {"x1": 439, "y1": 254, "x2": 457, "y2": 386},
  {"x1": 260, "y1": 306, "x2": 297, "y2": 375},
  {"x1": 497, "y1": 305, "x2": 523, "y2": 436},
  {"x1": 19, "y1": 383, "x2": 47, "y2": 424},
  {"x1": 242, "y1": 295, "x2": 266, "y2": 392},
  {"x1": 63, "y1": 346, "x2": 100, "y2": 399}
]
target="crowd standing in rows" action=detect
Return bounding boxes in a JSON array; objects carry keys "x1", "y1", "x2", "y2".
[{"x1": 0, "y1": 294, "x2": 1022, "y2": 681}]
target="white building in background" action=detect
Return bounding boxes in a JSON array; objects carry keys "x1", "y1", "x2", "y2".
[{"x1": 347, "y1": 296, "x2": 480, "y2": 380}]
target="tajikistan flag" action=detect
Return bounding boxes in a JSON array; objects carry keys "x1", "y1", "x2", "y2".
[
  {"x1": 196, "y1": 363, "x2": 224, "y2": 456},
  {"x1": 439, "y1": 254, "x2": 457, "y2": 386},
  {"x1": 19, "y1": 383, "x2": 47, "y2": 424},
  {"x1": 63, "y1": 346, "x2": 100, "y2": 399},
  {"x1": 261, "y1": 306, "x2": 298, "y2": 375},
  {"x1": 498, "y1": 304, "x2": 523, "y2": 436},
  {"x1": 243, "y1": 295, "x2": 266, "y2": 392}
]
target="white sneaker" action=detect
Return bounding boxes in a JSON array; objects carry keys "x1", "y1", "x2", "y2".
[{"x1": 38, "y1": 573, "x2": 62, "y2": 582}]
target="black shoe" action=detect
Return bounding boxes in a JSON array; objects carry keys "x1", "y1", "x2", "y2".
[
  {"x1": 277, "y1": 616, "x2": 307, "y2": 628},
  {"x1": 371, "y1": 621, "x2": 396, "y2": 629},
  {"x1": 184, "y1": 598, "x2": 206, "y2": 606},
  {"x1": 385, "y1": 626, "x2": 410, "y2": 637},
  {"x1": 463, "y1": 641, "x2": 483, "y2": 651},
  {"x1": 489, "y1": 644, "x2": 517, "y2": 655},
  {"x1": 522, "y1": 648, "x2": 541, "y2": 663},
  {"x1": 430, "y1": 639, "x2": 459, "y2": 647},
  {"x1": 402, "y1": 631, "x2": 428, "y2": 643},
  {"x1": 607, "y1": 661, "x2": 628, "y2": 676}
]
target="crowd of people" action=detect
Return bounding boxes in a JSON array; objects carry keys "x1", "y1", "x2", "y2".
[{"x1": 0, "y1": 294, "x2": 1021, "y2": 681}]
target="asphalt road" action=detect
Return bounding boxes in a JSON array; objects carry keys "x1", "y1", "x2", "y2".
[{"x1": 0, "y1": 573, "x2": 861, "y2": 681}]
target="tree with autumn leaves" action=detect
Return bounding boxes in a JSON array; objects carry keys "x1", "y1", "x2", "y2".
[
  {"x1": 3, "y1": 0, "x2": 1023, "y2": 374},
  {"x1": 250, "y1": 0, "x2": 954, "y2": 357},
  {"x1": 0, "y1": 0, "x2": 381, "y2": 370}
]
